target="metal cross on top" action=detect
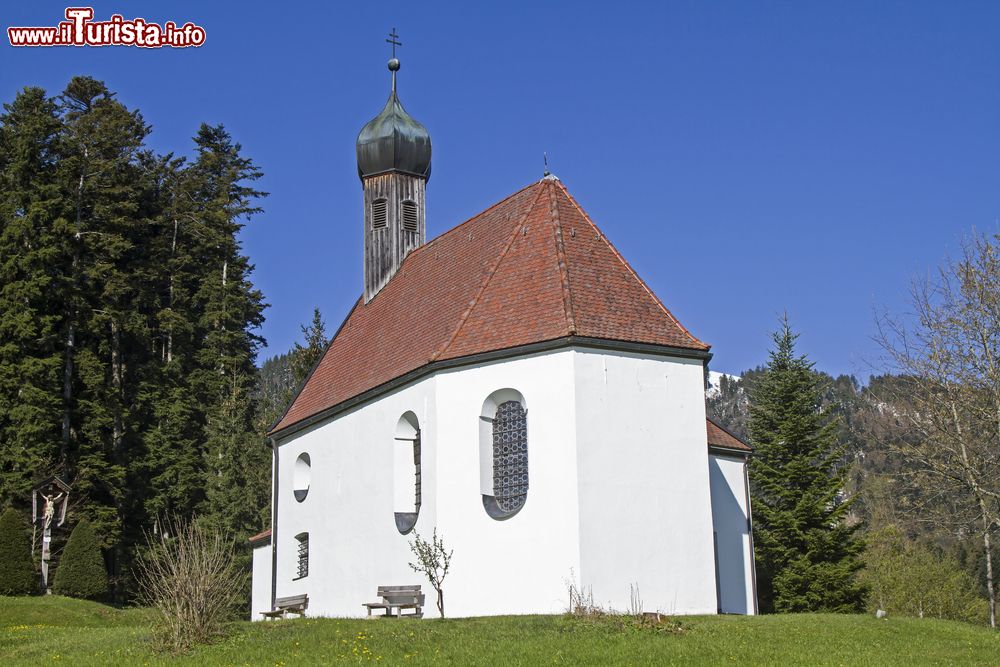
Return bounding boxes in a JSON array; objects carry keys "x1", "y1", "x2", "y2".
[{"x1": 386, "y1": 28, "x2": 402, "y2": 58}]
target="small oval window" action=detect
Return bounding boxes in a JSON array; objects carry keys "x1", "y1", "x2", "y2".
[{"x1": 293, "y1": 452, "x2": 311, "y2": 502}]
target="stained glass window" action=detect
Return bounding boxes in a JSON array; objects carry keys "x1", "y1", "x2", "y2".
[{"x1": 492, "y1": 400, "x2": 528, "y2": 515}]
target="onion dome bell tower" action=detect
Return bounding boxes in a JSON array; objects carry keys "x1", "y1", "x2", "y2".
[{"x1": 357, "y1": 33, "x2": 432, "y2": 302}]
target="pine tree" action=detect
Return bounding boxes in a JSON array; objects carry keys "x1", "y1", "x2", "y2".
[
  {"x1": 187, "y1": 123, "x2": 266, "y2": 397},
  {"x1": 748, "y1": 317, "x2": 866, "y2": 613},
  {"x1": 203, "y1": 371, "x2": 270, "y2": 540},
  {"x1": 187, "y1": 123, "x2": 269, "y2": 556},
  {"x1": 0, "y1": 79, "x2": 269, "y2": 602},
  {"x1": 0, "y1": 87, "x2": 66, "y2": 507},
  {"x1": 256, "y1": 350, "x2": 295, "y2": 430},
  {"x1": 0, "y1": 507, "x2": 37, "y2": 595},
  {"x1": 53, "y1": 519, "x2": 108, "y2": 599},
  {"x1": 56, "y1": 77, "x2": 153, "y2": 547},
  {"x1": 291, "y1": 307, "x2": 328, "y2": 387}
]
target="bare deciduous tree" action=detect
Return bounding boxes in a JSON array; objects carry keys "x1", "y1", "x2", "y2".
[
  {"x1": 875, "y1": 231, "x2": 1000, "y2": 628},
  {"x1": 134, "y1": 516, "x2": 242, "y2": 652},
  {"x1": 408, "y1": 528, "x2": 453, "y2": 618}
]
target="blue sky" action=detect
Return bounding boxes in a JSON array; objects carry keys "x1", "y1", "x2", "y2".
[{"x1": 2, "y1": 1, "x2": 998, "y2": 378}]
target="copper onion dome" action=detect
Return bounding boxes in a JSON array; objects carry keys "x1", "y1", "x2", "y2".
[{"x1": 356, "y1": 58, "x2": 432, "y2": 181}]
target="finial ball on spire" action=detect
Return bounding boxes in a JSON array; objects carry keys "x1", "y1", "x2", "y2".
[{"x1": 388, "y1": 58, "x2": 400, "y2": 72}]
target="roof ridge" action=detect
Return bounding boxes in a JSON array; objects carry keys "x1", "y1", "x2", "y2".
[
  {"x1": 410, "y1": 179, "x2": 545, "y2": 258},
  {"x1": 553, "y1": 181, "x2": 709, "y2": 351},
  {"x1": 548, "y1": 181, "x2": 577, "y2": 335},
  {"x1": 430, "y1": 182, "x2": 551, "y2": 362}
]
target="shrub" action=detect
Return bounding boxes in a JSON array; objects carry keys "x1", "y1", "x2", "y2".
[
  {"x1": 135, "y1": 517, "x2": 241, "y2": 653},
  {"x1": 0, "y1": 507, "x2": 37, "y2": 595},
  {"x1": 861, "y1": 527, "x2": 988, "y2": 624},
  {"x1": 53, "y1": 519, "x2": 109, "y2": 600}
]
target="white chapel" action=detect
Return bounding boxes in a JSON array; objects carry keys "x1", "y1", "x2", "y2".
[{"x1": 250, "y1": 50, "x2": 757, "y2": 619}]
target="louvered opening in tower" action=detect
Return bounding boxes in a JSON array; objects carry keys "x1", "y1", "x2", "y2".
[
  {"x1": 372, "y1": 198, "x2": 388, "y2": 229},
  {"x1": 401, "y1": 200, "x2": 418, "y2": 233}
]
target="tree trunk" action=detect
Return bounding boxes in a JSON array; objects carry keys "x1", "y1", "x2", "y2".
[
  {"x1": 62, "y1": 164, "x2": 86, "y2": 463},
  {"x1": 166, "y1": 218, "x2": 177, "y2": 364},
  {"x1": 60, "y1": 319, "x2": 74, "y2": 463},
  {"x1": 111, "y1": 318, "x2": 123, "y2": 453},
  {"x1": 436, "y1": 587, "x2": 444, "y2": 618},
  {"x1": 984, "y1": 521, "x2": 996, "y2": 629}
]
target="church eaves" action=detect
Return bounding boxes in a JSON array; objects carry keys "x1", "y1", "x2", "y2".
[
  {"x1": 706, "y1": 418, "x2": 753, "y2": 453},
  {"x1": 269, "y1": 178, "x2": 710, "y2": 438}
]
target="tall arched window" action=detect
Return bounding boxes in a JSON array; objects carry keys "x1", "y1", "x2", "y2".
[
  {"x1": 480, "y1": 389, "x2": 528, "y2": 519},
  {"x1": 394, "y1": 412, "x2": 421, "y2": 534},
  {"x1": 293, "y1": 452, "x2": 311, "y2": 502}
]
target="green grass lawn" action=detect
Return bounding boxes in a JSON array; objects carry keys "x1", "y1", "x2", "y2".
[{"x1": 3, "y1": 596, "x2": 1000, "y2": 665}]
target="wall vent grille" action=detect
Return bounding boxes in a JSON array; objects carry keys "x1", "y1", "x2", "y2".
[
  {"x1": 372, "y1": 199, "x2": 388, "y2": 229},
  {"x1": 401, "y1": 200, "x2": 418, "y2": 233}
]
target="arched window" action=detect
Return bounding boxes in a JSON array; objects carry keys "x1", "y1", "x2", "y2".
[
  {"x1": 393, "y1": 412, "x2": 421, "y2": 534},
  {"x1": 294, "y1": 532, "x2": 309, "y2": 579},
  {"x1": 480, "y1": 389, "x2": 528, "y2": 519},
  {"x1": 293, "y1": 453, "x2": 311, "y2": 502},
  {"x1": 371, "y1": 198, "x2": 388, "y2": 229}
]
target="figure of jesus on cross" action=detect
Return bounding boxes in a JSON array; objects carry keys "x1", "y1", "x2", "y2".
[
  {"x1": 31, "y1": 477, "x2": 71, "y2": 592},
  {"x1": 40, "y1": 489, "x2": 65, "y2": 532}
]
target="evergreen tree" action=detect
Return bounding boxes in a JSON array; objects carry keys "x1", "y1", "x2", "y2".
[
  {"x1": 0, "y1": 507, "x2": 37, "y2": 595},
  {"x1": 189, "y1": 123, "x2": 269, "y2": 549},
  {"x1": 290, "y1": 307, "x2": 328, "y2": 387},
  {"x1": 53, "y1": 519, "x2": 108, "y2": 599},
  {"x1": 187, "y1": 123, "x2": 266, "y2": 397},
  {"x1": 748, "y1": 317, "x2": 866, "y2": 613},
  {"x1": 256, "y1": 309, "x2": 329, "y2": 433},
  {"x1": 256, "y1": 350, "x2": 295, "y2": 429},
  {"x1": 56, "y1": 77, "x2": 153, "y2": 547},
  {"x1": 0, "y1": 87, "x2": 66, "y2": 507},
  {"x1": 0, "y1": 79, "x2": 268, "y2": 601},
  {"x1": 203, "y1": 371, "x2": 270, "y2": 540},
  {"x1": 138, "y1": 154, "x2": 214, "y2": 524}
]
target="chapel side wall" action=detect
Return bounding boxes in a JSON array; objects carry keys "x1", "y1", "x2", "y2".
[
  {"x1": 251, "y1": 543, "x2": 272, "y2": 619},
  {"x1": 709, "y1": 454, "x2": 756, "y2": 614},
  {"x1": 573, "y1": 349, "x2": 718, "y2": 615},
  {"x1": 433, "y1": 349, "x2": 582, "y2": 617},
  {"x1": 272, "y1": 376, "x2": 439, "y2": 618}
]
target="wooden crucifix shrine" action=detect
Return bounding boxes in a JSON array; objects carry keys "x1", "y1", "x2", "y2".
[{"x1": 31, "y1": 476, "x2": 71, "y2": 592}]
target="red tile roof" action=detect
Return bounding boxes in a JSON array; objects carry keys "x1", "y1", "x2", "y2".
[
  {"x1": 706, "y1": 418, "x2": 752, "y2": 453},
  {"x1": 271, "y1": 178, "x2": 709, "y2": 436},
  {"x1": 248, "y1": 528, "x2": 272, "y2": 545}
]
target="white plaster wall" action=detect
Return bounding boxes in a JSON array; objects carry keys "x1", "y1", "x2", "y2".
[
  {"x1": 264, "y1": 345, "x2": 733, "y2": 618},
  {"x1": 573, "y1": 349, "x2": 718, "y2": 615},
  {"x1": 272, "y1": 377, "x2": 438, "y2": 617},
  {"x1": 433, "y1": 350, "x2": 581, "y2": 617},
  {"x1": 709, "y1": 454, "x2": 756, "y2": 614},
  {"x1": 251, "y1": 543, "x2": 272, "y2": 619}
]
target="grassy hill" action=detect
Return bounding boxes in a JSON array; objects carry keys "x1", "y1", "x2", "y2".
[{"x1": 3, "y1": 596, "x2": 1000, "y2": 665}]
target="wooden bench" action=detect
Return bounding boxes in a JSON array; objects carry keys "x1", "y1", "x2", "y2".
[
  {"x1": 261, "y1": 594, "x2": 308, "y2": 619},
  {"x1": 363, "y1": 585, "x2": 424, "y2": 618}
]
